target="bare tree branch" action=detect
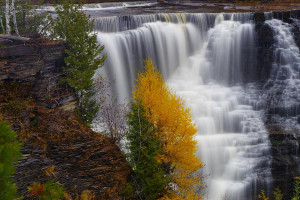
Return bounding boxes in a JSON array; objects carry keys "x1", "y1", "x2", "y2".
[
  {"x1": 5, "y1": 0, "x2": 11, "y2": 35},
  {"x1": 94, "y1": 77, "x2": 129, "y2": 148}
]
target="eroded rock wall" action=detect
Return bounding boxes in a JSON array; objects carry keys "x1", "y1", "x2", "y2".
[{"x1": 0, "y1": 40, "x2": 131, "y2": 199}]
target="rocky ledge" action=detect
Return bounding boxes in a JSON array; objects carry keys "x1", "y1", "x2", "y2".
[{"x1": 0, "y1": 39, "x2": 131, "y2": 199}]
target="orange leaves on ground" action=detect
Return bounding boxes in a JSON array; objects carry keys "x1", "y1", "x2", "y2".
[{"x1": 133, "y1": 60, "x2": 203, "y2": 199}]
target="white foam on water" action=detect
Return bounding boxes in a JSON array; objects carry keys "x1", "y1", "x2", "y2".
[{"x1": 95, "y1": 13, "x2": 272, "y2": 199}]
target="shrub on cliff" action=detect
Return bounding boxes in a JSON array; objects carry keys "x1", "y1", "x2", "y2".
[
  {"x1": 52, "y1": 0, "x2": 106, "y2": 125},
  {"x1": 0, "y1": 121, "x2": 22, "y2": 200},
  {"x1": 28, "y1": 180, "x2": 64, "y2": 200}
]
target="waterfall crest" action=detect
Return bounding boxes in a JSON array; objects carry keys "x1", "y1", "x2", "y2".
[{"x1": 93, "y1": 13, "x2": 253, "y2": 33}]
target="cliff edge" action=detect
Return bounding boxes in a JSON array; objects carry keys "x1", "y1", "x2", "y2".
[{"x1": 0, "y1": 39, "x2": 131, "y2": 199}]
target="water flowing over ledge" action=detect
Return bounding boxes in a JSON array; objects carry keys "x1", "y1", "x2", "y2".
[
  {"x1": 260, "y1": 19, "x2": 300, "y2": 127},
  {"x1": 92, "y1": 12, "x2": 282, "y2": 199},
  {"x1": 93, "y1": 12, "x2": 254, "y2": 32}
]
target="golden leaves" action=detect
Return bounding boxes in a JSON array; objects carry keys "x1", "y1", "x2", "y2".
[
  {"x1": 44, "y1": 165, "x2": 56, "y2": 177},
  {"x1": 134, "y1": 59, "x2": 203, "y2": 199},
  {"x1": 80, "y1": 190, "x2": 95, "y2": 200},
  {"x1": 63, "y1": 192, "x2": 73, "y2": 200},
  {"x1": 1, "y1": 61, "x2": 8, "y2": 67},
  {"x1": 258, "y1": 190, "x2": 269, "y2": 200}
]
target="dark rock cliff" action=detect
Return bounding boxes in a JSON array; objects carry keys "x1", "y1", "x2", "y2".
[
  {"x1": 0, "y1": 40, "x2": 131, "y2": 199},
  {"x1": 254, "y1": 12, "x2": 275, "y2": 82}
]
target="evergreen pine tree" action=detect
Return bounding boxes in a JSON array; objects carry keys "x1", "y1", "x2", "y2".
[
  {"x1": 126, "y1": 101, "x2": 168, "y2": 200},
  {"x1": 53, "y1": 1, "x2": 106, "y2": 124},
  {"x1": 0, "y1": 121, "x2": 22, "y2": 200}
]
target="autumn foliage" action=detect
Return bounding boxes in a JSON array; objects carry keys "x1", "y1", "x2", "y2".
[
  {"x1": 128, "y1": 60, "x2": 203, "y2": 199},
  {"x1": 28, "y1": 180, "x2": 64, "y2": 200}
]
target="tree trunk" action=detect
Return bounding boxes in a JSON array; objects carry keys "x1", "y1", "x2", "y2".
[
  {"x1": 5, "y1": 0, "x2": 11, "y2": 35},
  {"x1": 11, "y1": 0, "x2": 19, "y2": 36},
  {"x1": 0, "y1": 15, "x2": 4, "y2": 33}
]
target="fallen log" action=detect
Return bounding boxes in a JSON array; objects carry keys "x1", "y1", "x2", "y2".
[{"x1": 0, "y1": 34, "x2": 30, "y2": 42}]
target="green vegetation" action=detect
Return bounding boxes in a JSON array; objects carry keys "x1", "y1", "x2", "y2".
[
  {"x1": 126, "y1": 101, "x2": 168, "y2": 200},
  {"x1": 258, "y1": 178, "x2": 300, "y2": 200},
  {"x1": 0, "y1": 0, "x2": 51, "y2": 36},
  {"x1": 273, "y1": 187, "x2": 283, "y2": 200},
  {"x1": 52, "y1": 1, "x2": 106, "y2": 125},
  {"x1": 0, "y1": 121, "x2": 22, "y2": 200},
  {"x1": 17, "y1": 0, "x2": 52, "y2": 36},
  {"x1": 258, "y1": 190, "x2": 269, "y2": 200},
  {"x1": 2, "y1": 84, "x2": 33, "y2": 117},
  {"x1": 293, "y1": 177, "x2": 300, "y2": 200},
  {"x1": 28, "y1": 180, "x2": 64, "y2": 200}
]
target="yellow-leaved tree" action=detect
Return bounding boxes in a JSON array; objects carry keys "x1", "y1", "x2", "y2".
[{"x1": 133, "y1": 59, "x2": 203, "y2": 199}]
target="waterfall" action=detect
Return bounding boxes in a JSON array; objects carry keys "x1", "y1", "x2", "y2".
[
  {"x1": 260, "y1": 19, "x2": 300, "y2": 128},
  {"x1": 93, "y1": 13, "x2": 253, "y2": 33},
  {"x1": 97, "y1": 17, "x2": 204, "y2": 100},
  {"x1": 166, "y1": 17, "x2": 271, "y2": 200},
  {"x1": 95, "y1": 13, "x2": 272, "y2": 199}
]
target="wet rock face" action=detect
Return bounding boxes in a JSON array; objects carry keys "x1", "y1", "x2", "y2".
[
  {"x1": 254, "y1": 10, "x2": 300, "y2": 83},
  {"x1": 268, "y1": 126, "x2": 300, "y2": 200},
  {"x1": 0, "y1": 40, "x2": 131, "y2": 199},
  {"x1": 255, "y1": 21, "x2": 274, "y2": 82},
  {"x1": 291, "y1": 16, "x2": 300, "y2": 51},
  {"x1": 271, "y1": 11, "x2": 300, "y2": 50}
]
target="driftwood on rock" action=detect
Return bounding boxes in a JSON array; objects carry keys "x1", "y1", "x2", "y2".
[{"x1": 0, "y1": 34, "x2": 30, "y2": 42}]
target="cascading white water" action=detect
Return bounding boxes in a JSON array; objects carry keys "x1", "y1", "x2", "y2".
[
  {"x1": 93, "y1": 13, "x2": 252, "y2": 33},
  {"x1": 166, "y1": 18, "x2": 271, "y2": 200},
  {"x1": 259, "y1": 19, "x2": 300, "y2": 127},
  {"x1": 95, "y1": 13, "x2": 272, "y2": 199},
  {"x1": 97, "y1": 17, "x2": 204, "y2": 100}
]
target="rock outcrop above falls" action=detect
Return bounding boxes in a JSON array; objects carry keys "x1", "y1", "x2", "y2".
[{"x1": 0, "y1": 39, "x2": 131, "y2": 199}]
